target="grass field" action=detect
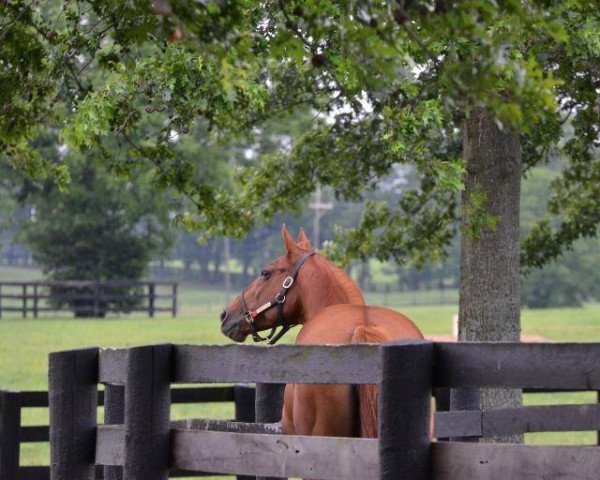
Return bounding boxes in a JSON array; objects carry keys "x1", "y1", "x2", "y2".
[{"x1": 1, "y1": 267, "x2": 600, "y2": 473}]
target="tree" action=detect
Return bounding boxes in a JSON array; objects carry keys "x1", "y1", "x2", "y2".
[
  {"x1": 521, "y1": 161, "x2": 600, "y2": 308},
  {"x1": 17, "y1": 150, "x2": 173, "y2": 315},
  {"x1": 2, "y1": 1, "x2": 599, "y2": 429}
]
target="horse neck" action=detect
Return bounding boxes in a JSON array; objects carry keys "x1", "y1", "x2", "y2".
[{"x1": 297, "y1": 255, "x2": 365, "y2": 322}]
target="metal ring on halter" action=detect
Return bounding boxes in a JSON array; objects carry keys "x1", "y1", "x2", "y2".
[
  {"x1": 275, "y1": 292, "x2": 286, "y2": 304},
  {"x1": 282, "y1": 276, "x2": 294, "y2": 289}
]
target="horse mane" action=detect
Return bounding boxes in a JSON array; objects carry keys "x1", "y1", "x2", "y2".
[{"x1": 315, "y1": 253, "x2": 365, "y2": 305}]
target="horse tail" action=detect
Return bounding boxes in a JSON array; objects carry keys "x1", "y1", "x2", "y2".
[{"x1": 350, "y1": 325, "x2": 390, "y2": 438}]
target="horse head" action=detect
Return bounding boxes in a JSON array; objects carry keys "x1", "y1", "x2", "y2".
[{"x1": 220, "y1": 225, "x2": 314, "y2": 343}]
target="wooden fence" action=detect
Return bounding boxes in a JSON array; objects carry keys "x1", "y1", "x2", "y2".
[
  {"x1": 0, "y1": 385, "x2": 255, "y2": 480},
  {"x1": 45, "y1": 341, "x2": 600, "y2": 479},
  {"x1": 0, "y1": 281, "x2": 178, "y2": 318}
]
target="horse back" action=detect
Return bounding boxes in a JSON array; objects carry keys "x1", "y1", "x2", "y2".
[{"x1": 296, "y1": 304, "x2": 424, "y2": 344}]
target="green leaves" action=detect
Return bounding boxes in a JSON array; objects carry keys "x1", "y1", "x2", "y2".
[
  {"x1": 461, "y1": 187, "x2": 500, "y2": 240},
  {"x1": 1, "y1": 0, "x2": 599, "y2": 271},
  {"x1": 67, "y1": 42, "x2": 268, "y2": 147},
  {"x1": 19, "y1": 153, "x2": 174, "y2": 282}
]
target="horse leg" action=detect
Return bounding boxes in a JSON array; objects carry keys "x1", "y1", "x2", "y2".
[
  {"x1": 282, "y1": 383, "x2": 296, "y2": 435},
  {"x1": 282, "y1": 384, "x2": 356, "y2": 480}
]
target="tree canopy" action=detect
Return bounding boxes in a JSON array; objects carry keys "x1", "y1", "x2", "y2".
[{"x1": 1, "y1": 0, "x2": 598, "y2": 268}]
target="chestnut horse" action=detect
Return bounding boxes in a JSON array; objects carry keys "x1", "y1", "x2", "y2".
[{"x1": 220, "y1": 226, "x2": 424, "y2": 438}]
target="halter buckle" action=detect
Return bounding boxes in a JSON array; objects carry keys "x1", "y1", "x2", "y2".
[
  {"x1": 282, "y1": 276, "x2": 294, "y2": 289},
  {"x1": 275, "y1": 292, "x2": 286, "y2": 304}
]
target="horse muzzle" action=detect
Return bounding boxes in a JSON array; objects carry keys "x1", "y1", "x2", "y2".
[{"x1": 221, "y1": 319, "x2": 248, "y2": 343}]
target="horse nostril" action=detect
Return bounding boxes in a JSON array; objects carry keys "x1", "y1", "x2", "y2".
[{"x1": 219, "y1": 309, "x2": 228, "y2": 322}]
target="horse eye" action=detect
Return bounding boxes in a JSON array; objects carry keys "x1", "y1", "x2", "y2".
[{"x1": 260, "y1": 269, "x2": 271, "y2": 278}]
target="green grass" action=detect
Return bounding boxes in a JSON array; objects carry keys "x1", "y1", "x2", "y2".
[
  {"x1": 1, "y1": 267, "x2": 600, "y2": 473},
  {"x1": 0, "y1": 264, "x2": 43, "y2": 281}
]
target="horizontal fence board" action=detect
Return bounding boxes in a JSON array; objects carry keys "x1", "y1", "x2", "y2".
[
  {"x1": 434, "y1": 411, "x2": 482, "y2": 438},
  {"x1": 169, "y1": 470, "x2": 224, "y2": 478},
  {"x1": 17, "y1": 466, "x2": 50, "y2": 480},
  {"x1": 96, "y1": 424, "x2": 377, "y2": 479},
  {"x1": 14, "y1": 386, "x2": 231, "y2": 407},
  {"x1": 171, "y1": 387, "x2": 235, "y2": 403},
  {"x1": 434, "y1": 343, "x2": 600, "y2": 389},
  {"x1": 173, "y1": 344, "x2": 381, "y2": 384},
  {"x1": 17, "y1": 465, "x2": 105, "y2": 480},
  {"x1": 432, "y1": 441, "x2": 600, "y2": 480},
  {"x1": 96, "y1": 418, "x2": 282, "y2": 458},
  {"x1": 4, "y1": 294, "x2": 170, "y2": 301},
  {"x1": 523, "y1": 387, "x2": 594, "y2": 393},
  {"x1": 483, "y1": 403, "x2": 600, "y2": 437},
  {"x1": 95, "y1": 426, "x2": 235, "y2": 477},
  {"x1": 0, "y1": 280, "x2": 175, "y2": 287},
  {"x1": 171, "y1": 429, "x2": 379, "y2": 479},
  {"x1": 16, "y1": 391, "x2": 49, "y2": 407},
  {"x1": 171, "y1": 419, "x2": 282, "y2": 435},
  {"x1": 434, "y1": 403, "x2": 600, "y2": 439},
  {"x1": 20, "y1": 425, "x2": 48, "y2": 442}
]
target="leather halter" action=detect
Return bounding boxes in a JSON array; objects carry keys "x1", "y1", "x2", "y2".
[{"x1": 239, "y1": 251, "x2": 315, "y2": 345}]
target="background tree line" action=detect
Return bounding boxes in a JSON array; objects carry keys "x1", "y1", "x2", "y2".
[{"x1": 2, "y1": 147, "x2": 598, "y2": 309}]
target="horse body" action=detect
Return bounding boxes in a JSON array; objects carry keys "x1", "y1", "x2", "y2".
[
  {"x1": 220, "y1": 226, "x2": 424, "y2": 439},
  {"x1": 286, "y1": 302, "x2": 423, "y2": 439}
]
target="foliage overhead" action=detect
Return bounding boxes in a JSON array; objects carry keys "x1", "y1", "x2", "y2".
[{"x1": 1, "y1": 0, "x2": 599, "y2": 269}]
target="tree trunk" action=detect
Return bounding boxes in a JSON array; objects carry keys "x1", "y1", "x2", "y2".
[
  {"x1": 458, "y1": 107, "x2": 523, "y2": 443},
  {"x1": 358, "y1": 259, "x2": 371, "y2": 290},
  {"x1": 211, "y1": 241, "x2": 222, "y2": 282},
  {"x1": 223, "y1": 237, "x2": 231, "y2": 303},
  {"x1": 183, "y1": 260, "x2": 192, "y2": 282}
]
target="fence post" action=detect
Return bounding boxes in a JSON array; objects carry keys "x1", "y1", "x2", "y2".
[
  {"x1": 255, "y1": 383, "x2": 285, "y2": 480},
  {"x1": 49, "y1": 348, "x2": 99, "y2": 480},
  {"x1": 148, "y1": 284, "x2": 155, "y2": 318},
  {"x1": 33, "y1": 284, "x2": 38, "y2": 318},
  {"x1": 234, "y1": 384, "x2": 256, "y2": 423},
  {"x1": 93, "y1": 283, "x2": 100, "y2": 317},
  {"x1": 597, "y1": 390, "x2": 600, "y2": 446},
  {"x1": 255, "y1": 383, "x2": 284, "y2": 424},
  {"x1": 234, "y1": 385, "x2": 256, "y2": 480},
  {"x1": 104, "y1": 384, "x2": 125, "y2": 480},
  {"x1": 123, "y1": 345, "x2": 171, "y2": 480},
  {"x1": 449, "y1": 388, "x2": 480, "y2": 442},
  {"x1": 171, "y1": 283, "x2": 178, "y2": 317},
  {"x1": 0, "y1": 284, "x2": 3, "y2": 319},
  {"x1": 0, "y1": 391, "x2": 21, "y2": 480},
  {"x1": 379, "y1": 340, "x2": 433, "y2": 480},
  {"x1": 22, "y1": 285, "x2": 26, "y2": 318}
]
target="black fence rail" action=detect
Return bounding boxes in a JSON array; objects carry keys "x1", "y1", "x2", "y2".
[
  {"x1": 44, "y1": 342, "x2": 600, "y2": 480},
  {"x1": 0, "y1": 385, "x2": 255, "y2": 480},
  {"x1": 0, "y1": 281, "x2": 178, "y2": 318}
]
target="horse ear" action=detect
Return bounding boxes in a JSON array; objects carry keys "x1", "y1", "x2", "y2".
[
  {"x1": 282, "y1": 224, "x2": 300, "y2": 257},
  {"x1": 297, "y1": 228, "x2": 313, "y2": 251}
]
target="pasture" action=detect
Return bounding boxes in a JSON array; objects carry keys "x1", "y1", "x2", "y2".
[{"x1": 1, "y1": 276, "x2": 600, "y2": 472}]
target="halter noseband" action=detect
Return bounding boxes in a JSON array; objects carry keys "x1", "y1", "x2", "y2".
[{"x1": 239, "y1": 251, "x2": 315, "y2": 345}]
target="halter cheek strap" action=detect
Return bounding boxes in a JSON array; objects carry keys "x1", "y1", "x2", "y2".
[{"x1": 239, "y1": 251, "x2": 315, "y2": 345}]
